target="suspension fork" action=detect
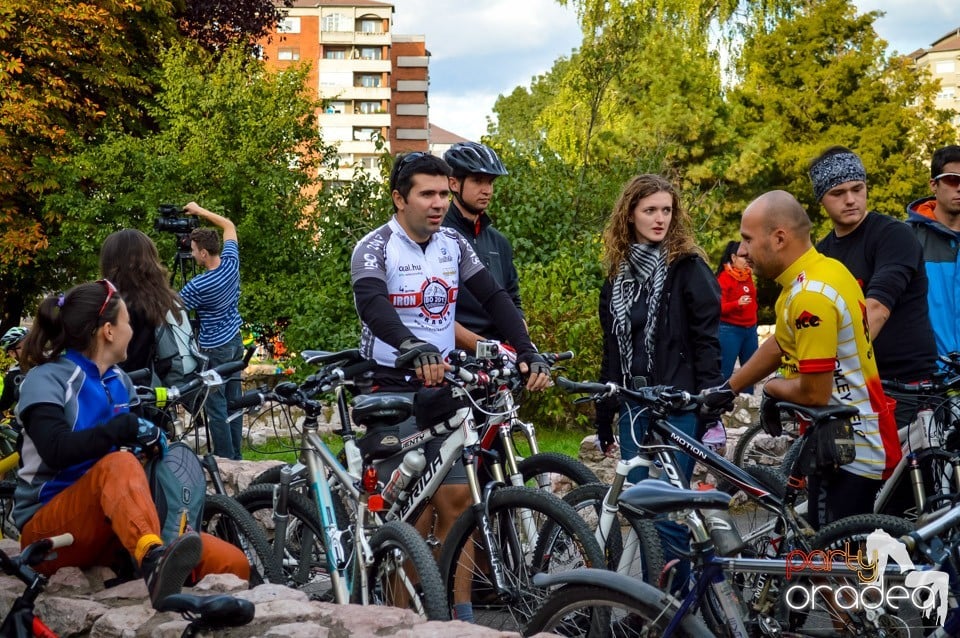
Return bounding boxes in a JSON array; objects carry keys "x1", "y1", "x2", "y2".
[{"x1": 462, "y1": 446, "x2": 516, "y2": 602}]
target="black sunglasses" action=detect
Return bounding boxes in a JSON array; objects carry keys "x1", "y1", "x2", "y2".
[{"x1": 934, "y1": 173, "x2": 960, "y2": 189}]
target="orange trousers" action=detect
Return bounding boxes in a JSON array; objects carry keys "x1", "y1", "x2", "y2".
[{"x1": 20, "y1": 451, "x2": 249, "y2": 582}]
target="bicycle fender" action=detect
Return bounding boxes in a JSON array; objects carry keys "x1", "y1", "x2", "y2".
[{"x1": 532, "y1": 569, "x2": 713, "y2": 637}]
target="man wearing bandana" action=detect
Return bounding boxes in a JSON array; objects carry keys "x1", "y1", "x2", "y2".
[{"x1": 808, "y1": 146, "x2": 937, "y2": 430}]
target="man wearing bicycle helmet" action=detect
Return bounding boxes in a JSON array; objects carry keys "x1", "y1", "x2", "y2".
[
  {"x1": 351, "y1": 151, "x2": 550, "y2": 623},
  {"x1": 441, "y1": 142, "x2": 524, "y2": 355},
  {"x1": 0, "y1": 326, "x2": 27, "y2": 414}
]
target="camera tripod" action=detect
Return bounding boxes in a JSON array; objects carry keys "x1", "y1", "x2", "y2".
[{"x1": 170, "y1": 246, "x2": 197, "y2": 290}]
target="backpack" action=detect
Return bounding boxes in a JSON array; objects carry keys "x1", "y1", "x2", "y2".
[
  {"x1": 154, "y1": 305, "x2": 199, "y2": 388},
  {"x1": 146, "y1": 441, "x2": 206, "y2": 544}
]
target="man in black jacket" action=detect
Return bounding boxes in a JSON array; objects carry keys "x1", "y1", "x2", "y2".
[
  {"x1": 808, "y1": 146, "x2": 937, "y2": 429},
  {"x1": 442, "y1": 142, "x2": 525, "y2": 354}
]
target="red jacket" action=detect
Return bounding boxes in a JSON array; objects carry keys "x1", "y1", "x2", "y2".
[{"x1": 717, "y1": 268, "x2": 758, "y2": 327}]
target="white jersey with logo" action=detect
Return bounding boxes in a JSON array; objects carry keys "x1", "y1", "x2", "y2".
[{"x1": 351, "y1": 216, "x2": 484, "y2": 367}]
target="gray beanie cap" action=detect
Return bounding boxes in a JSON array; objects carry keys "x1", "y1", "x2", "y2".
[{"x1": 809, "y1": 151, "x2": 866, "y2": 202}]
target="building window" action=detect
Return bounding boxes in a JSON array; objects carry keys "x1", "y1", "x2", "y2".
[
  {"x1": 322, "y1": 13, "x2": 348, "y2": 32},
  {"x1": 278, "y1": 48, "x2": 300, "y2": 61},
  {"x1": 935, "y1": 60, "x2": 956, "y2": 74},
  {"x1": 357, "y1": 18, "x2": 382, "y2": 34},
  {"x1": 357, "y1": 74, "x2": 381, "y2": 88},
  {"x1": 358, "y1": 156, "x2": 380, "y2": 171},
  {"x1": 359, "y1": 47, "x2": 382, "y2": 60},
  {"x1": 358, "y1": 101, "x2": 381, "y2": 114},
  {"x1": 278, "y1": 17, "x2": 300, "y2": 34},
  {"x1": 938, "y1": 86, "x2": 956, "y2": 101},
  {"x1": 324, "y1": 47, "x2": 347, "y2": 60},
  {"x1": 353, "y1": 127, "x2": 379, "y2": 141}
]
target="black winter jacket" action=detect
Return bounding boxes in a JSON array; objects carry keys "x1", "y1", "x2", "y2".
[
  {"x1": 595, "y1": 253, "x2": 723, "y2": 445},
  {"x1": 442, "y1": 204, "x2": 523, "y2": 342}
]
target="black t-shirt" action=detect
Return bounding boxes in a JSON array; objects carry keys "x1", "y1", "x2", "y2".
[{"x1": 816, "y1": 212, "x2": 937, "y2": 382}]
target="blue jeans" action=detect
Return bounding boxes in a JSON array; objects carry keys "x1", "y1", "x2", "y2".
[
  {"x1": 202, "y1": 333, "x2": 245, "y2": 460},
  {"x1": 718, "y1": 322, "x2": 758, "y2": 393},
  {"x1": 618, "y1": 403, "x2": 697, "y2": 594}
]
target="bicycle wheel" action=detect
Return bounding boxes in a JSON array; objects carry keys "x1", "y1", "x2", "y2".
[
  {"x1": 235, "y1": 483, "x2": 333, "y2": 599},
  {"x1": 524, "y1": 581, "x2": 707, "y2": 638},
  {"x1": 793, "y1": 513, "x2": 920, "y2": 637},
  {"x1": 517, "y1": 451, "x2": 599, "y2": 498},
  {"x1": 562, "y1": 483, "x2": 664, "y2": 582},
  {"x1": 201, "y1": 493, "x2": 284, "y2": 586},
  {"x1": 437, "y1": 485, "x2": 605, "y2": 632},
  {"x1": 0, "y1": 480, "x2": 17, "y2": 540},
  {"x1": 732, "y1": 418, "x2": 801, "y2": 469},
  {"x1": 720, "y1": 464, "x2": 791, "y2": 554},
  {"x1": 354, "y1": 519, "x2": 450, "y2": 621}
]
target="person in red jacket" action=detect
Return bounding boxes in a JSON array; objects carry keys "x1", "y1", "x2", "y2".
[{"x1": 716, "y1": 240, "x2": 758, "y2": 393}]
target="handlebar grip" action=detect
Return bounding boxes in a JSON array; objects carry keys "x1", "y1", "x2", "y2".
[
  {"x1": 551, "y1": 351, "x2": 575, "y2": 362},
  {"x1": 556, "y1": 376, "x2": 615, "y2": 395},
  {"x1": 229, "y1": 390, "x2": 264, "y2": 411},
  {"x1": 213, "y1": 360, "x2": 247, "y2": 377},
  {"x1": 49, "y1": 533, "x2": 74, "y2": 550}
]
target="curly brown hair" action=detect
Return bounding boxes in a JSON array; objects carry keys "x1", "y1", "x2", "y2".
[{"x1": 601, "y1": 174, "x2": 703, "y2": 280}]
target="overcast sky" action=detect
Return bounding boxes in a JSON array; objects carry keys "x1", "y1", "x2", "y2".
[{"x1": 390, "y1": 0, "x2": 959, "y2": 142}]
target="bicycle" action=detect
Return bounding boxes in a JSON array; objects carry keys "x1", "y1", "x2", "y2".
[
  {"x1": 551, "y1": 376, "x2": 918, "y2": 636},
  {"x1": 236, "y1": 347, "x2": 604, "y2": 631},
  {"x1": 232, "y1": 351, "x2": 449, "y2": 620},
  {"x1": 248, "y1": 345, "x2": 598, "y2": 497},
  {"x1": 135, "y1": 358, "x2": 284, "y2": 586},
  {"x1": 524, "y1": 478, "x2": 925, "y2": 637}
]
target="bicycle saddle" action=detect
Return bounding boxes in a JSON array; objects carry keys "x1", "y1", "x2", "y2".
[
  {"x1": 775, "y1": 401, "x2": 858, "y2": 426},
  {"x1": 352, "y1": 394, "x2": 413, "y2": 427},
  {"x1": 157, "y1": 593, "x2": 255, "y2": 627},
  {"x1": 618, "y1": 480, "x2": 732, "y2": 516}
]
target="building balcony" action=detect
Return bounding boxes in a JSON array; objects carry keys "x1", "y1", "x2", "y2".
[
  {"x1": 319, "y1": 58, "x2": 391, "y2": 74},
  {"x1": 319, "y1": 85, "x2": 390, "y2": 100},
  {"x1": 352, "y1": 31, "x2": 391, "y2": 46},
  {"x1": 397, "y1": 56, "x2": 429, "y2": 67},
  {"x1": 331, "y1": 139, "x2": 381, "y2": 154},
  {"x1": 319, "y1": 30, "x2": 356, "y2": 44},
  {"x1": 318, "y1": 112, "x2": 390, "y2": 127}
]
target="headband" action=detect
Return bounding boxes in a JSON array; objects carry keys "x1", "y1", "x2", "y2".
[{"x1": 809, "y1": 151, "x2": 866, "y2": 202}]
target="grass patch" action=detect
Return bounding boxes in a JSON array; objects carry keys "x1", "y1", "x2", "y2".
[{"x1": 243, "y1": 432, "x2": 344, "y2": 464}]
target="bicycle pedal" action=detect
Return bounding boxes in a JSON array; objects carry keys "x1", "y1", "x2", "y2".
[{"x1": 425, "y1": 534, "x2": 440, "y2": 549}]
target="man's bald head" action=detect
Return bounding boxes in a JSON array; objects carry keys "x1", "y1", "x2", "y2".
[
  {"x1": 746, "y1": 190, "x2": 813, "y2": 239},
  {"x1": 739, "y1": 190, "x2": 812, "y2": 280}
]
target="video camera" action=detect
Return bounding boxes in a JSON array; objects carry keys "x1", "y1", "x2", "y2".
[{"x1": 154, "y1": 204, "x2": 199, "y2": 253}]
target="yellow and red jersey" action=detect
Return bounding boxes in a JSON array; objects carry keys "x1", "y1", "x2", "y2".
[{"x1": 774, "y1": 248, "x2": 901, "y2": 479}]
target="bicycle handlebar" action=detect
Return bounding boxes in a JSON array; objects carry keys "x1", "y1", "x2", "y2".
[
  {"x1": 48, "y1": 533, "x2": 74, "y2": 550},
  {"x1": 136, "y1": 360, "x2": 247, "y2": 404},
  {"x1": 882, "y1": 375, "x2": 960, "y2": 395},
  {"x1": 555, "y1": 376, "x2": 699, "y2": 411}
]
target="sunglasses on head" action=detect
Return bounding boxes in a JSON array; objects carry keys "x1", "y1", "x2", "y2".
[
  {"x1": 934, "y1": 173, "x2": 960, "y2": 189},
  {"x1": 95, "y1": 279, "x2": 118, "y2": 318}
]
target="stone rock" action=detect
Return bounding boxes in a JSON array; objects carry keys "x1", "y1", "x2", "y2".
[{"x1": 36, "y1": 595, "x2": 111, "y2": 636}]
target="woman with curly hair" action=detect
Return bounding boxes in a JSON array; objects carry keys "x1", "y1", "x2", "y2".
[
  {"x1": 595, "y1": 174, "x2": 723, "y2": 591},
  {"x1": 99, "y1": 229, "x2": 190, "y2": 376}
]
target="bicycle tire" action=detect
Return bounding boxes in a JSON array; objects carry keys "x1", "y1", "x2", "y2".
[
  {"x1": 795, "y1": 513, "x2": 920, "y2": 636},
  {"x1": 437, "y1": 485, "x2": 605, "y2": 633},
  {"x1": 354, "y1": 519, "x2": 450, "y2": 621},
  {"x1": 235, "y1": 483, "x2": 333, "y2": 598},
  {"x1": 523, "y1": 582, "x2": 706, "y2": 638},
  {"x1": 516, "y1": 451, "x2": 599, "y2": 498},
  {"x1": 732, "y1": 418, "x2": 801, "y2": 469},
  {"x1": 0, "y1": 480, "x2": 18, "y2": 541},
  {"x1": 201, "y1": 493, "x2": 284, "y2": 586},
  {"x1": 562, "y1": 483, "x2": 664, "y2": 583}
]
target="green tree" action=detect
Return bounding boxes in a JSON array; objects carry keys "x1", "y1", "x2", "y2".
[
  {"x1": 720, "y1": 0, "x2": 954, "y2": 233},
  {"x1": 42, "y1": 44, "x2": 336, "y2": 348},
  {"x1": 0, "y1": 0, "x2": 179, "y2": 331}
]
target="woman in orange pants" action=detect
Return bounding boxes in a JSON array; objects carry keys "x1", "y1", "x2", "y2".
[{"x1": 15, "y1": 281, "x2": 248, "y2": 608}]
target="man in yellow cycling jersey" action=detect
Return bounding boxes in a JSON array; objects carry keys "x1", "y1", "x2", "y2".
[{"x1": 728, "y1": 190, "x2": 901, "y2": 528}]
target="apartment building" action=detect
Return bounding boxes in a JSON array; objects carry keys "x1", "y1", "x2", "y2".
[
  {"x1": 259, "y1": 1, "x2": 429, "y2": 182},
  {"x1": 910, "y1": 27, "x2": 960, "y2": 129}
]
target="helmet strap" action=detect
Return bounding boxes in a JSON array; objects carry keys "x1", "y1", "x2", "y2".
[{"x1": 452, "y1": 176, "x2": 486, "y2": 220}]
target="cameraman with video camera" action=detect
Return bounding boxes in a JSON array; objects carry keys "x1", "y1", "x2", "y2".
[{"x1": 178, "y1": 202, "x2": 245, "y2": 460}]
